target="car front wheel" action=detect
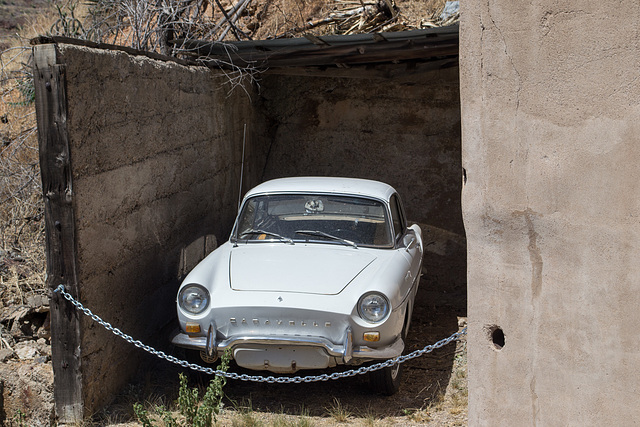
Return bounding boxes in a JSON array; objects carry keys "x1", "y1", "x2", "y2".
[{"x1": 369, "y1": 361, "x2": 403, "y2": 395}]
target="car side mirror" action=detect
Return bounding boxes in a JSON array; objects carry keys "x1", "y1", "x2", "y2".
[{"x1": 403, "y1": 229, "x2": 416, "y2": 251}]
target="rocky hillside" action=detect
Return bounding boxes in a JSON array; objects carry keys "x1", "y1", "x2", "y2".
[{"x1": 0, "y1": 0, "x2": 50, "y2": 49}]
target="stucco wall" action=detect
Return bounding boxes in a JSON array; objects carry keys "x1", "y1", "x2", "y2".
[
  {"x1": 460, "y1": 1, "x2": 640, "y2": 424},
  {"x1": 53, "y1": 44, "x2": 267, "y2": 415},
  {"x1": 260, "y1": 68, "x2": 466, "y2": 307}
]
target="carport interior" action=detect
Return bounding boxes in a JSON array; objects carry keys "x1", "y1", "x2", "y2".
[{"x1": 34, "y1": 27, "x2": 465, "y2": 421}]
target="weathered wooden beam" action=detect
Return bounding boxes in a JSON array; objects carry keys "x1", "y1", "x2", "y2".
[
  {"x1": 180, "y1": 35, "x2": 458, "y2": 69},
  {"x1": 303, "y1": 34, "x2": 331, "y2": 46},
  {"x1": 33, "y1": 44, "x2": 83, "y2": 423},
  {"x1": 260, "y1": 57, "x2": 458, "y2": 80}
]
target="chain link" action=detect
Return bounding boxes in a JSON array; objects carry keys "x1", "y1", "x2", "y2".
[{"x1": 53, "y1": 284, "x2": 466, "y2": 383}]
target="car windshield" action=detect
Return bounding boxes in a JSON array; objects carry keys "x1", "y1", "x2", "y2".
[{"x1": 233, "y1": 194, "x2": 393, "y2": 248}]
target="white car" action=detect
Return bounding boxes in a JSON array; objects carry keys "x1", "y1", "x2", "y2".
[{"x1": 171, "y1": 177, "x2": 423, "y2": 394}]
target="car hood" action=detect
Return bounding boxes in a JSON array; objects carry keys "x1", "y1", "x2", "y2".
[{"x1": 229, "y1": 244, "x2": 377, "y2": 295}]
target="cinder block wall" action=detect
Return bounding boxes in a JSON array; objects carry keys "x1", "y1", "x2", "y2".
[
  {"x1": 46, "y1": 44, "x2": 268, "y2": 416},
  {"x1": 260, "y1": 68, "x2": 465, "y2": 305},
  {"x1": 460, "y1": 1, "x2": 640, "y2": 424}
]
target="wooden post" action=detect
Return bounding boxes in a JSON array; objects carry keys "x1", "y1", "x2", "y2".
[{"x1": 33, "y1": 44, "x2": 83, "y2": 422}]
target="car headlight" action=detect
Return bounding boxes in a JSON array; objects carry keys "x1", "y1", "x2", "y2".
[
  {"x1": 178, "y1": 284, "x2": 210, "y2": 315},
  {"x1": 358, "y1": 292, "x2": 390, "y2": 323}
]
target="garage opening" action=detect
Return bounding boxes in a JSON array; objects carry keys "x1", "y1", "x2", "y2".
[{"x1": 34, "y1": 25, "x2": 465, "y2": 421}]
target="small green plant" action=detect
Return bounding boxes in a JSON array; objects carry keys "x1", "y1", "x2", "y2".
[
  {"x1": 177, "y1": 356, "x2": 230, "y2": 426},
  {"x1": 156, "y1": 404, "x2": 179, "y2": 426},
  {"x1": 326, "y1": 397, "x2": 351, "y2": 423},
  {"x1": 177, "y1": 372, "x2": 200, "y2": 425},
  {"x1": 132, "y1": 349, "x2": 231, "y2": 427},
  {"x1": 194, "y1": 349, "x2": 230, "y2": 426},
  {"x1": 9, "y1": 409, "x2": 28, "y2": 427},
  {"x1": 133, "y1": 402, "x2": 155, "y2": 427},
  {"x1": 401, "y1": 408, "x2": 414, "y2": 416}
]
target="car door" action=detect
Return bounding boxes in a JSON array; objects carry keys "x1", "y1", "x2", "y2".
[{"x1": 390, "y1": 194, "x2": 421, "y2": 300}]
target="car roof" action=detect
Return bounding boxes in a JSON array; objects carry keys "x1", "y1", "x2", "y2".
[{"x1": 244, "y1": 177, "x2": 397, "y2": 202}]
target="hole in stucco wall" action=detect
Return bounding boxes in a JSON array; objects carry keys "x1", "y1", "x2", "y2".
[
  {"x1": 486, "y1": 325, "x2": 505, "y2": 350},
  {"x1": 462, "y1": 168, "x2": 467, "y2": 185}
]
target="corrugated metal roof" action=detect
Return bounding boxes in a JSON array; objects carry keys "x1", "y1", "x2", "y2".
[
  {"x1": 174, "y1": 24, "x2": 458, "y2": 69},
  {"x1": 210, "y1": 25, "x2": 457, "y2": 50}
]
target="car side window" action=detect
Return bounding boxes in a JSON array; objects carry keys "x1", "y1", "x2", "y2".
[
  {"x1": 397, "y1": 194, "x2": 407, "y2": 231},
  {"x1": 389, "y1": 194, "x2": 405, "y2": 243}
]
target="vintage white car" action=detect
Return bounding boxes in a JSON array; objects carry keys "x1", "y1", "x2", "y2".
[{"x1": 171, "y1": 177, "x2": 423, "y2": 394}]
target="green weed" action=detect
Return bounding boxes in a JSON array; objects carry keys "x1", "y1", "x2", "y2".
[
  {"x1": 132, "y1": 402, "x2": 154, "y2": 427},
  {"x1": 133, "y1": 349, "x2": 231, "y2": 427},
  {"x1": 325, "y1": 397, "x2": 351, "y2": 423}
]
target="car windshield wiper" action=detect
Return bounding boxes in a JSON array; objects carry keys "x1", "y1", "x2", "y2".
[
  {"x1": 238, "y1": 229, "x2": 294, "y2": 245},
  {"x1": 295, "y1": 230, "x2": 358, "y2": 249}
]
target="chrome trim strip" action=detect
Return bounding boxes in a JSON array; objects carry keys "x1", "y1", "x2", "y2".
[
  {"x1": 172, "y1": 333, "x2": 207, "y2": 350},
  {"x1": 343, "y1": 327, "x2": 353, "y2": 363},
  {"x1": 205, "y1": 323, "x2": 217, "y2": 357},
  {"x1": 171, "y1": 332, "x2": 404, "y2": 361}
]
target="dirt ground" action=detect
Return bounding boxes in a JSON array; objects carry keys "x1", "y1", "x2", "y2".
[
  {"x1": 93, "y1": 269, "x2": 467, "y2": 426},
  {"x1": 0, "y1": 281, "x2": 466, "y2": 426}
]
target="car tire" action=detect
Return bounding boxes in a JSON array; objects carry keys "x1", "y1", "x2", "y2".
[
  {"x1": 369, "y1": 361, "x2": 403, "y2": 395},
  {"x1": 182, "y1": 349, "x2": 216, "y2": 366},
  {"x1": 370, "y1": 314, "x2": 409, "y2": 395}
]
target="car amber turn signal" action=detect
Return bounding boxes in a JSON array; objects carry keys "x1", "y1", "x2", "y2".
[
  {"x1": 185, "y1": 323, "x2": 201, "y2": 334},
  {"x1": 363, "y1": 331, "x2": 380, "y2": 342}
]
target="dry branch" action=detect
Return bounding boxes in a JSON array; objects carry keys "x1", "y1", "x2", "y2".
[{"x1": 213, "y1": 0, "x2": 253, "y2": 41}]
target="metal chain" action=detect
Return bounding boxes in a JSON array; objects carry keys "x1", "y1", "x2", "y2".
[{"x1": 53, "y1": 284, "x2": 466, "y2": 383}]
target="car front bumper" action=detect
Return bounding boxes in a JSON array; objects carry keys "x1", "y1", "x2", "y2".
[{"x1": 171, "y1": 328, "x2": 404, "y2": 372}]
